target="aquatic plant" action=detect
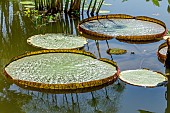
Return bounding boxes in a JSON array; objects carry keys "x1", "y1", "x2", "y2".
[
  {"x1": 119, "y1": 69, "x2": 167, "y2": 87},
  {"x1": 157, "y1": 42, "x2": 167, "y2": 63},
  {"x1": 27, "y1": 33, "x2": 87, "y2": 49},
  {"x1": 107, "y1": 48, "x2": 127, "y2": 55},
  {"x1": 78, "y1": 14, "x2": 166, "y2": 41},
  {"x1": 4, "y1": 49, "x2": 119, "y2": 91},
  {"x1": 31, "y1": 0, "x2": 104, "y2": 16}
]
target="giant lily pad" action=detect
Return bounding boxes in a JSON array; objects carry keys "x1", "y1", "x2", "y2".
[
  {"x1": 119, "y1": 69, "x2": 167, "y2": 87},
  {"x1": 4, "y1": 49, "x2": 119, "y2": 91},
  {"x1": 27, "y1": 34, "x2": 87, "y2": 49},
  {"x1": 78, "y1": 14, "x2": 166, "y2": 41}
]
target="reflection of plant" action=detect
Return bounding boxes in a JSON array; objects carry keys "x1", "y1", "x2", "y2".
[
  {"x1": 12, "y1": 84, "x2": 123, "y2": 113},
  {"x1": 138, "y1": 109, "x2": 155, "y2": 113},
  {"x1": 33, "y1": 0, "x2": 104, "y2": 16},
  {"x1": 0, "y1": 86, "x2": 31, "y2": 113}
]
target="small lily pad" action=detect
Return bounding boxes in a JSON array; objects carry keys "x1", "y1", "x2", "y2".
[
  {"x1": 27, "y1": 33, "x2": 87, "y2": 49},
  {"x1": 103, "y1": 3, "x2": 112, "y2": 6},
  {"x1": 107, "y1": 48, "x2": 127, "y2": 55},
  {"x1": 119, "y1": 69, "x2": 167, "y2": 87},
  {"x1": 159, "y1": 46, "x2": 167, "y2": 56},
  {"x1": 24, "y1": 5, "x2": 35, "y2": 8},
  {"x1": 20, "y1": 1, "x2": 35, "y2": 5},
  {"x1": 99, "y1": 10, "x2": 110, "y2": 14},
  {"x1": 157, "y1": 42, "x2": 167, "y2": 63}
]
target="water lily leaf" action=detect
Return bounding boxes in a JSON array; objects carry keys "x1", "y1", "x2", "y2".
[
  {"x1": 4, "y1": 50, "x2": 119, "y2": 91},
  {"x1": 103, "y1": 3, "x2": 112, "y2": 6},
  {"x1": 24, "y1": 5, "x2": 35, "y2": 8},
  {"x1": 167, "y1": 5, "x2": 170, "y2": 13},
  {"x1": 152, "y1": 0, "x2": 160, "y2": 7},
  {"x1": 78, "y1": 14, "x2": 166, "y2": 41},
  {"x1": 158, "y1": 46, "x2": 167, "y2": 56},
  {"x1": 107, "y1": 48, "x2": 127, "y2": 55},
  {"x1": 27, "y1": 33, "x2": 87, "y2": 49},
  {"x1": 99, "y1": 10, "x2": 110, "y2": 14},
  {"x1": 20, "y1": 1, "x2": 35, "y2": 5},
  {"x1": 119, "y1": 69, "x2": 167, "y2": 87},
  {"x1": 157, "y1": 42, "x2": 167, "y2": 63}
]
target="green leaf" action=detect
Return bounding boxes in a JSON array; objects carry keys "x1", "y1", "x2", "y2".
[
  {"x1": 107, "y1": 48, "x2": 127, "y2": 55},
  {"x1": 168, "y1": 30, "x2": 170, "y2": 34},
  {"x1": 99, "y1": 10, "x2": 110, "y2": 14},
  {"x1": 20, "y1": 1, "x2": 35, "y2": 5},
  {"x1": 103, "y1": 3, "x2": 112, "y2": 6},
  {"x1": 167, "y1": 5, "x2": 170, "y2": 13},
  {"x1": 168, "y1": 0, "x2": 170, "y2": 4},
  {"x1": 152, "y1": 0, "x2": 160, "y2": 6},
  {"x1": 24, "y1": 5, "x2": 35, "y2": 8}
]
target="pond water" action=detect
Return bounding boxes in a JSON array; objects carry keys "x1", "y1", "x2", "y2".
[{"x1": 0, "y1": 0, "x2": 170, "y2": 113}]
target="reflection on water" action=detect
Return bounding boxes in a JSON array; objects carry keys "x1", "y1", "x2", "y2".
[
  {"x1": 0, "y1": 0, "x2": 170, "y2": 113},
  {"x1": 3, "y1": 82, "x2": 124, "y2": 113}
]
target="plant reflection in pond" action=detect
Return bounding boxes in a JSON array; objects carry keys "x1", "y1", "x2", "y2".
[{"x1": 5, "y1": 83, "x2": 124, "y2": 113}]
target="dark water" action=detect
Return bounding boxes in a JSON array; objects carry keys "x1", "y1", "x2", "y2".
[{"x1": 0, "y1": 0, "x2": 170, "y2": 113}]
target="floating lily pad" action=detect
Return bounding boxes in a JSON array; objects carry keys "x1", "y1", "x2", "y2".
[
  {"x1": 107, "y1": 48, "x2": 127, "y2": 55},
  {"x1": 157, "y1": 42, "x2": 167, "y2": 63},
  {"x1": 24, "y1": 5, "x2": 35, "y2": 8},
  {"x1": 103, "y1": 3, "x2": 112, "y2": 6},
  {"x1": 4, "y1": 50, "x2": 119, "y2": 91},
  {"x1": 78, "y1": 14, "x2": 166, "y2": 41},
  {"x1": 20, "y1": 1, "x2": 35, "y2": 5},
  {"x1": 99, "y1": 10, "x2": 110, "y2": 14},
  {"x1": 27, "y1": 33, "x2": 87, "y2": 49},
  {"x1": 119, "y1": 69, "x2": 167, "y2": 87}
]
